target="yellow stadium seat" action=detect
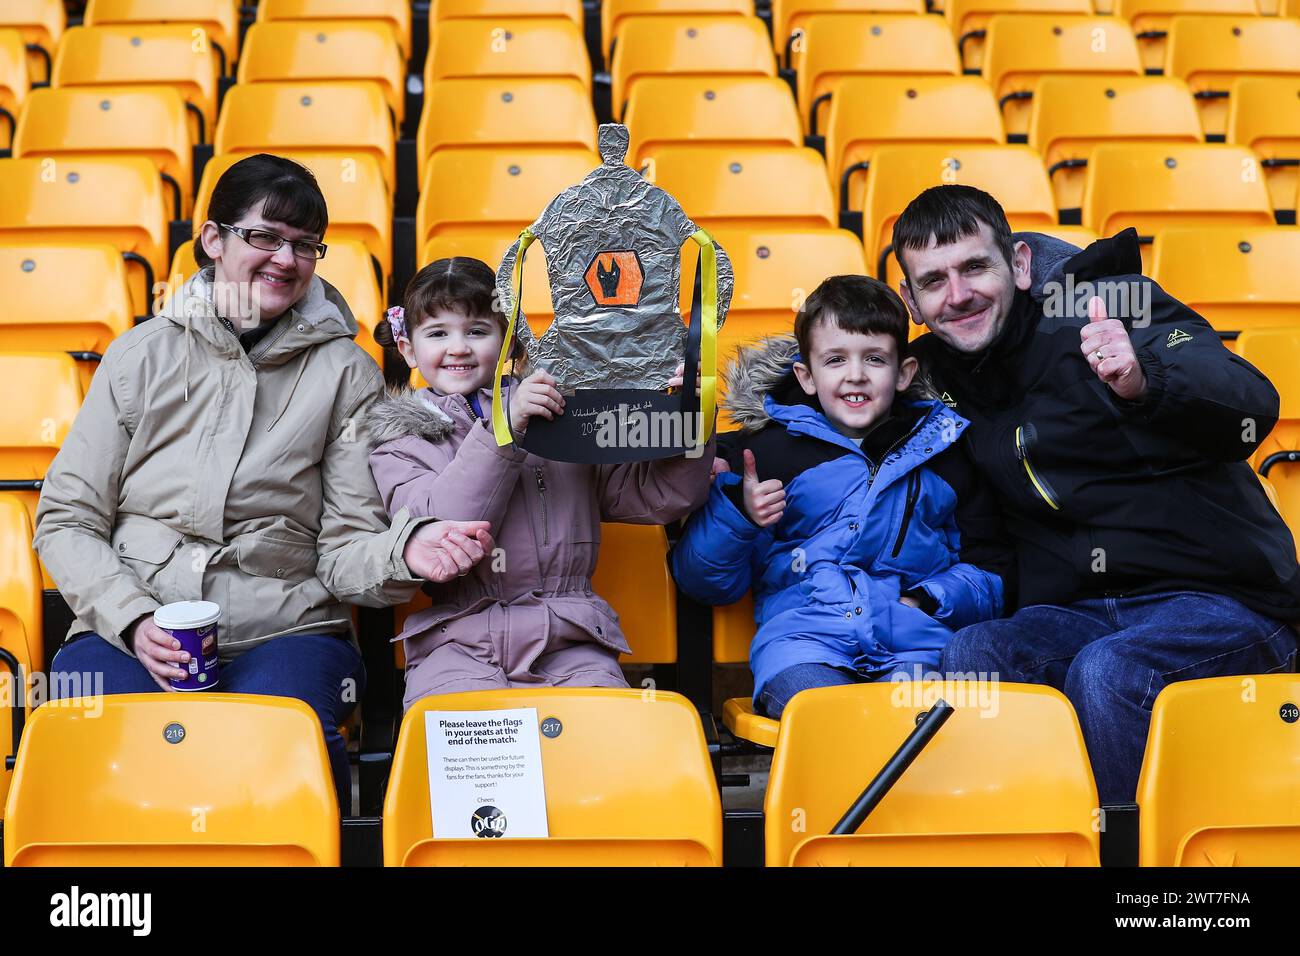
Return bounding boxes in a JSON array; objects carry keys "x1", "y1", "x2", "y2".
[
  {"x1": 424, "y1": 17, "x2": 591, "y2": 93},
  {"x1": 591, "y1": 524, "x2": 677, "y2": 665},
  {"x1": 1081, "y1": 144, "x2": 1275, "y2": 271},
  {"x1": 0, "y1": 30, "x2": 29, "y2": 151},
  {"x1": 433, "y1": 0, "x2": 583, "y2": 27},
  {"x1": 794, "y1": 14, "x2": 961, "y2": 138},
  {"x1": 649, "y1": 145, "x2": 836, "y2": 232},
  {"x1": 383, "y1": 689, "x2": 722, "y2": 866},
  {"x1": 239, "y1": 20, "x2": 406, "y2": 126},
  {"x1": 1165, "y1": 16, "x2": 1300, "y2": 139},
  {"x1": 1137, "y1": 676, "x2": 1300, "y2": 866},
  {"x1": 766, "y1": 682, "x2": 1101, "y2": 866},
  {"x1": 84, "y1": 0, "x2": 241, "y2": 75},
  {"x1": 420, "y1": 235, "x2": 555, "y2": 336},
  {"x1": 611, "y1": 16, "x2": 775, "y2": 121},
  {"x1": 826, "y1": 75, "x2": 1004, "y2": 219},
  {"x1": 416, "y1": 148, "x2": 599, "y2": 248},
  {"x1": 982, "y1": 16, "x2": 1144, "y2": 139},
  {"x1": 1151, "y1": 227, "x2": 1300, "y2": 346},
  {"x1": 193, "y1": 152, "x2": 393, "y2": 290},
  {"x1": 1114, "y1": 0, "x2": 1258, "y2": 74},
  {"x1": 625, "y1": 76, "x2": 802, "y2": 168},
  {"x1": 215, "y1": 82, "x2": 397, "y2": 195},
  {"x1": 603, "y1": 0, "x2": 753, "y2": 65},
  {"x1": 948, "y1": 0, "x2": 1093, "y2": 73},
  {"x1": 0, "y1": 0, "x2": 64, "y2": 84},
  {"x1": 4, "y1": 694, "x2": 340, "y2": 866},
  {"x1": 1228, "y1": 77, "x2": 1300, "y2": 214},
  {"x1": 0, "y1": 156, "x2": 168, "y2": 317},
  {"x1": 257, "y1": 0, "x2": 411, "y2": 59},
  {"x1": 1029, "y1": 76, "x2": 1203, "y2": 212},
  {"x1": 710, "y1": 592, "x2": 783, "y2": 748},
  {"x1": 417, "y1": 77, "x2": 596, "y2": 187},
  {"x1": 1237, "y1": 328, "x2": 1300, "y2": 541},
  {"x1": 0, "y1": 351, "x2": 83, "y2": 585},
  {"x1": 0, "y1": 243, "x2": 134, "y2": 394},
  {"x1": 681, "y1": 228, "x2": 868, "y2": 378},
  {"x1": 166, "y1": 239, "x2": 386, "y2": 369},
  {"x1": 771, "y1": 0, "x2": 927, "y2": 69},
  {"x1": 12, "y1": 86, "x2": 193, "y2": 220},
  {"x1": 863, "y1": 145, "x2": 1057, "y2": 286},
  {"x1": 0, "y1": 493, "x2": 39, "y2": 820},
  {"x1": 52, "y1": 25, "x2": 220, "y2": 145}
]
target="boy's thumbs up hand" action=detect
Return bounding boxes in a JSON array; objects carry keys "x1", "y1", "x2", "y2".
[{"x1": 742, "y1": 448, "x2": 786, "y2": 527}]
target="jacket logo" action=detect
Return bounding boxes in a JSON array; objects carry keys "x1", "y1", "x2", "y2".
[
  {"x1": 940, "y1": 391, "x2": 958, "y2": 410},
  {"x1": 585, "y1": 250, "x2": 643, "y2": 307},
  {"x1": 1166, "y1": 328, "x2": 1193, "y2": 348}
]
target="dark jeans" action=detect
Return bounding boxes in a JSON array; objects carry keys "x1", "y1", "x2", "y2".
[
  {"x1": 943, "y1": 591, "x2": 1297, "y2": 804},
  {"x1": 758, "y1": 662, "x2": 863, "y2": 719},
  {"x1": 50, "y1": 632, "x2": 365, "y2": 811}
]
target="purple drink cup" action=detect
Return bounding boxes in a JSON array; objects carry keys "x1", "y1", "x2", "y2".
[{"x1": 153, "y1": 601, "x2": 221, "y2": 691}]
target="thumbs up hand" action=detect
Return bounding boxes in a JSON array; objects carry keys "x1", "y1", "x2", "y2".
[
  {"x1": 1079, "y1": 295, "x2": 1147, "y2": 401},
  {"x1": 742, "y1": 448, "x2": 786, "y2": 527}
]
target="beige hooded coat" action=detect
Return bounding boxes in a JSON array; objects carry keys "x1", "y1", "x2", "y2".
[{"x1": 34, "y1": 268, "x2": 426, "y2": 658}]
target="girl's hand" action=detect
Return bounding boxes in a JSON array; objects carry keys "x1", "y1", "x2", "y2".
[
  {"x1": 404, "y1": 520, "x2": 495, "y2": 582},
  {"x1": 130, "y1": 616, "x2": 190, "y2": 691},
  {"x1": 509, "y1": 370, "x2": 564, "y2": 436},
  {"x1": 666, "y1": 361, "x2": 702, "y2": 397}
]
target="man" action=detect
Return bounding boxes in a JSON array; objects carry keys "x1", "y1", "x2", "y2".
[{"x1": 896, "y1": 185, "x2": 1300, "y2": 804}]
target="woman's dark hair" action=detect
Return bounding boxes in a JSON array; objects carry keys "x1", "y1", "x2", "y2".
[
  {"x1": 377, "y1": 257, "x2": 526, "y2": 363},
  {"x1": 194, "y1": 154, "x2": 329, "y2": 267}
]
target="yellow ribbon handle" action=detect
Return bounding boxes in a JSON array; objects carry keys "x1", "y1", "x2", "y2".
[
  {"x1": 492, "y1": 228, "x2": 535, "y2": 446},
  {"x1": 688, "y1": 228, "x2": 719, "y2": 444}
]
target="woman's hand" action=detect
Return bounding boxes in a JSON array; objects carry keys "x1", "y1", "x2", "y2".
[
  {"x1": 509, "y1": 370, "x2": 564, "y2": 436},
  {"x1": 130, "y1": 616, "x2": 191, "y2": 691},
  {"x1": 403, "y1": 520, "x2": 495, "y2": 582}
]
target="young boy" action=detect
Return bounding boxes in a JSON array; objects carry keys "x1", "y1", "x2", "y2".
[{"x1": 670, "y1": 275, "x2": 1013, "y2": 718}]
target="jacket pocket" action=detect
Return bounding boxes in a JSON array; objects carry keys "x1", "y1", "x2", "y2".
[
  {"x1": 547, "y1": 597, "x2": 631, "y2": 655},
  {"x1": 110, "y1": 515, "x2": 185, "y2": 586},
  {"x1": 235, "y1": 532, "x2": 320, "y2": 581},
  {"x1": 1014, "y1": 423, "x2": 1062, "y2": 512}
]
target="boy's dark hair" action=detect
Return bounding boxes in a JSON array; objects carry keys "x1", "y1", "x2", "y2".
[
  {"x1": 795, "y1": 274, "x2": 911, "y2": 362},
  {"x1": 376, "y1": 257, "x2": 525, "y2": 362},
  {"x1": 196, "y1": 154, "x2": 328, "y2": 267},
  {"x1": 891, "y1": 185, "x2": 1015, "y2": 282}
]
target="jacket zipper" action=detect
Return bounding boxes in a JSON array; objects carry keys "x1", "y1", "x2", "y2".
[
  {"x1": 534, "y1": 465, "x2": 549, "y2": 546},
  {"x1": 891, "y1": 471, "x2": 921, "y2": 557},
  {"x1": 865, "y1": 419, "x2": 927, "y2": 490},
  {"x1": 1015, "y1": 425, "x2": 1061, "y2": 511},
  {"x1": 248, "y1": 319, "x2": 292, "y2": 368}
]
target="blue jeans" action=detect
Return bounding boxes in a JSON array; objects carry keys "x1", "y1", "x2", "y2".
[
  {"x1": 50, "y1": 632, "x2": 365, "y2": 811},
  {"x1": 758, "y1": 663, "x2": 863, "y2": 719},
  {"x1": 943, "y1": 591, "x2": 1297, "y2": 804}
]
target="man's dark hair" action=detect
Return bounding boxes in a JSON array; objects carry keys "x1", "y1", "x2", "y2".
[
  {"x1": 891, "y1": 185, "x2": 1015, "y2": 282},
  {"x1": 795, "y1": 274, "x2": 910, "y2": 362}
]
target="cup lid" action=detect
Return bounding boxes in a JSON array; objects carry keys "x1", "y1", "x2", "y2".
[{"x1": 153, "y1": 601, "x2": 221, "y2": 630}]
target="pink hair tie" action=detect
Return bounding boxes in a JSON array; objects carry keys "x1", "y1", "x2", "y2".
[{"x1": 385, "y1": 305, "x2": 408, "y2": 345}]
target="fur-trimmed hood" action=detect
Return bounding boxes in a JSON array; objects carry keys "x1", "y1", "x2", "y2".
[
  {"x1": 365, "y1": 388, "x2": 459, "y2": 449},
  {"x1": 721, "y1": 334, "x2": 803, "y2": 433}
]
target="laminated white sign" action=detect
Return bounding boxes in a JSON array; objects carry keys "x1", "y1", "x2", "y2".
[{"x1": 425, "y1": 708, "x2": 549, "y2": 839}]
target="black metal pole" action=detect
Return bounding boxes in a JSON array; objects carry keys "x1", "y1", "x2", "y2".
[{"x1": 831, "y1": 699, "x2": 955, "y2": 835}]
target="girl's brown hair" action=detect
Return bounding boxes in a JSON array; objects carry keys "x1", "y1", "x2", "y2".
[{"x1": 376, "y1": 257, "x2": 525, "y2": 364}]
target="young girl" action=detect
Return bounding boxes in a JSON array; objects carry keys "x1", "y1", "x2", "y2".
[{"x1": 367, "y1": 257, "x2": 715, "y2": 709}]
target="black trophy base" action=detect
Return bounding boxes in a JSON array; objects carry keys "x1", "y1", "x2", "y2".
[{"x1": 517, "y1": 388, "x2": 708, "y2": 464}]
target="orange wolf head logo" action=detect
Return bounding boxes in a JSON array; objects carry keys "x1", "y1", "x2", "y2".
[{"x1": 585, "y1": 250, "x2": 643, "y2": 307}]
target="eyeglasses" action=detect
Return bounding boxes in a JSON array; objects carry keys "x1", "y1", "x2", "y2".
[{"x1": 218, "y1": 223, "x2": 328, "y2": 261}]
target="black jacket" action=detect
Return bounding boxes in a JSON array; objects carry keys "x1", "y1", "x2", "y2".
[{"x1": 910, "y1": 231, "x2": 1300, "y2": 621}]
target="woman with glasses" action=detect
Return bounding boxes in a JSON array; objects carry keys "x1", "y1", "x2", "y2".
[{"x1": 34, "y1": 154, "x2": 495, "y2": 808}]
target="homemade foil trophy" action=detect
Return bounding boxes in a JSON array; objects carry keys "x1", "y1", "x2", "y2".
[{"x1": 492, "y1": 123, "x2": 733, "y2": 463}]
